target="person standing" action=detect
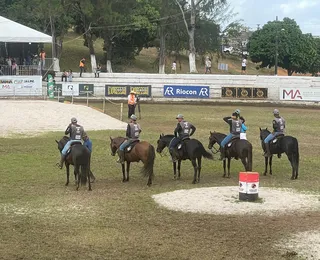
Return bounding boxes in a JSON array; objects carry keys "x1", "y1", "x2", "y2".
[
  {"x1": 79, "y1": 58, "x2": 85, "y2": 77},
  {"x1": 82, "y1": 134, "x2": 96, "y2": 182},
  {"x1": 40, "y1": 49, "x2": 46, "y2": 70},
  {"x1": 94, "y1": 64, "x2": 101, "y2": 78},
  {"x1": 241, "y1": 56, "x2": 247, "y2": 75},
  {"x1": 67, "y1": 69, "x2": 73, "y2": 82},
  {"x1": 171, "y1": 60, "x2": 177, "y2": 74},
  {"x1": 61, "y1": 70, "x2": 68, "y2": 82},
  {"x1": 205, "y1": 58, "x2": 212, "y2": 74},
  {"x1": 127, "y1": 90, "x2": 137, "y2": 119}
]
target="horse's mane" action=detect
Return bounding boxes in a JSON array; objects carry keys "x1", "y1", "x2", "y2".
[
  {"x1": 63, "y1": 136, "x2": 70, "y2": 140},
  {"x1": 162, "y1": 134, "x2": 175, "y2": 138},
  {"x1": 210, "y1": 132, "x2": 226, "y2": 138}
]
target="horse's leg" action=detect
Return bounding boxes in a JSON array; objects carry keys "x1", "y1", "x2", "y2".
[
  {"x1": 126, "y1": 162, "x2": 130, "y2": 182},
  {"x1": 88, "y1": 166, "x2": 92, "y2": 191},
  {"x1": 241, "y1": 157, "x2": 248, "y2": 172},
  {"x1": 223, "y1": 160, "x2": 226, "y2": 178},
  {"x1": 263, "y1": 157, "x2": 268, "y2": 176},
  {"x1": 178, "y1": 160, "x2": 182, "y2": 180},
  {"x1": 197, "y1": 157, "x2": 202, "y2": 183},
  {"x1": 227, "y1": 158, "x2": 231, "y2": 178},
  {"x1": 75, "y1": 165, "x2": 80, "y2": 191},
  {"x1": 65, "y1": 164, "x2": 70, "y2": 186},
  {"x1": 191, "y1": 159, "x2": 197, "y2": 184},
  {"x1": 173, "y1": 161, "x2": 177, "y2": 180},
  {"x1": 287, "y1": 154, "x2": 295, "y2": 180},
  {"x1": 269, "y1": 156, "x2": 273, "y2": 175},
  {"x1": 89, "y1": 170, "x2": 95, "y2": 183},
  {"x1": 121, "y1": 163, "x2": 126, "y2": 182}
]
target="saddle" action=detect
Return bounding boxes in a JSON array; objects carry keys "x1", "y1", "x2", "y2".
[
  {"x1": 271, "y1": 134, "x2": 284, "y2": 144},
  {"x1": 227, "y1": 136, "x2": 240, "y2": 148},
  {"x1": 66, "y1": 141, "x2": 82, "y2": 155},
  {"x1": 177, "y1": 138, "x2": 190, "y2": 150},
  {"x1": 125, "y1": 140, "x2": 140, "y2": 153}
]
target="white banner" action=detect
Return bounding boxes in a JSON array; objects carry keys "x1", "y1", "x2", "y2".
[
  {"x1": 0, "y1": 76, "x2": 42, "y2": 96},
  {"x1": 62, "y1": 83, "x2": 79, "y2": 96},
  {"x1": 280, "y1": 87, "x2": 320, "y2": 101}
]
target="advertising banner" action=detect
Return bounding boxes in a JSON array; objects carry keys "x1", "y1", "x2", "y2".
[
  {"x1": 163, "y1": 85, "x2": 210, "y2": 98},
  {"x1": 128, "y1": 85, "x2": 151, "y2": 97},
  {"x1": 54, "y1": 84, "x2": 62, "y2": 97},
  {"x1": 280, "y1": 87, "x2": 320, "y2": 101},
  {"x1": 47, "y1": 74, "x2": 54, "y2": 99},
  {"x1": 222, "y1": 87, "x2": 268, "y2": 99},
  {"x1": 62, "y1": 83, "x2": 79, "y2": 96},
  {"x1": 0, "y1": 76, "x2": 42, "y2": 96},
  {"x1": 105, "y1": 85, "x2": 127, "y2": 97},
  {"x1": 222, "y1": 87, "x2": 237, "y2": 98},
  {"x1": 253, "y1": 88, "x2": 268, "y2": 99},
  {"x1": 79, "y1": 84, "x2": 94, "y2": 97}
]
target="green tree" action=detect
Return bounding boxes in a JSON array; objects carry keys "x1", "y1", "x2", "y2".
[{"x1": 249, "y1": 18, "x2": 317, "y2": 76}]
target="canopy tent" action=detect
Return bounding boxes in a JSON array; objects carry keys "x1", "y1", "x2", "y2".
[{"x1": 0, "y1": 16, "x2": 52, "y2": 43}]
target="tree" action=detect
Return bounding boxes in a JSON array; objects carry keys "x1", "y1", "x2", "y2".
[{"x1": 248, "y1": 18, "x2": 317, "y2": 76}]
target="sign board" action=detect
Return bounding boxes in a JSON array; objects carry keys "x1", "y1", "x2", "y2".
[
  {"x1": 0, "y1": 76, "x2": 42, "y2": 96},
  {"x1": 79, "y1": 84, "x2": 94, "y2": 97},
  {"x1": 253, "y1": 88, "x2": 268, "y2": 99},
  {"x1": 54, "y1": 84, "x2": 62, "y2": 97},
  {"x1": 105, "y1": 85, "x2": 152, "y2": 97},
  {"x1": 222, "y1": 87, "x2": 268, "y2": 99},
  {"x1": 163, "y1": 85, "x2": 210, "y2": 98},
  {"x1": 62, "y1": 83, "x2": 79, "y2": 96},
  {"x1": 222, "y1": 87, "x2": 237, "y2": 98},
  {"x1": 280, "y1": 87, "x2": 320, "y2": 101}
]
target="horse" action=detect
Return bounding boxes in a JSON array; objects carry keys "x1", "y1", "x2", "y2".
[
  {"x1": 109, "y1": 137, "x2": 155, "y2": 186},
  {"x1": 259, "y1": 128, "x2": 299, "y2": 180},
  {"x1": 55, "y1": 136, "x2": 92, "y2": 191},
  {"x1": 156, "y1": 134, "x2": 213, "y2": 184},
  {"x1": 208, "y1": 131, "x2": 252, "y2": 178}
]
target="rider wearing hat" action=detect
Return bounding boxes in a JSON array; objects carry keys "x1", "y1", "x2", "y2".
[
  {"x1": 220, "y1": 112, "x2": 242, "y2": 160},
  {"x1": 263, "y1": 109, "x2": 286, "y2": 157},
  {"x1": 128, "y1": 90, "x2": 137, "y2": 119},
  {"x1": 169, "y1": 114, "x2": 196, "y2": 162},
  {"x1": 234, "y1": 108, "x2": 248, "y2": 140},
  {"x1": 117, "y1": 114, "x2": 142, "y2": 164},
  {"x1": 58, "y1": 117, "x2": 85, "y2": 169}
]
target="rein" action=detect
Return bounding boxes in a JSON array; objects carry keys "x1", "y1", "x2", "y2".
[{"x1": 210, "y1": 146, "x2": 220, "y2": 154}]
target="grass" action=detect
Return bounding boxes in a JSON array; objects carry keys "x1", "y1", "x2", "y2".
[
  {"x1": 0, "y1": 102, "x2": 320, "y2": 260},
  {"x1": 44, "y1": 32, "x2": 299, "y2": 75}
]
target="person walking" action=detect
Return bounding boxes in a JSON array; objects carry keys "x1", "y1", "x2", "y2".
[
  {"x1": 127, "y1": 90, "x2": 137, "y2": 119},
  {"x1": 241, "y1": 56, "x2": 247, "y2": 75},
  {"x1": 40, "y1": 49, "x2": 46, "y2": 70},
  {"x1": 79, "y1": 58, "x2": 86, "y2": 77}
]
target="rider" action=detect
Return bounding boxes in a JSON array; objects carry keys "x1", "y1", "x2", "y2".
[
  {"x1": 263, "y1": 109, "x2": 286, "y2": 157},
  {"x1": 117, "y1": 114, "x2": 141, "y2": 164},
  {"x1": 235, "y1": 108, "x2": 247, "y2": 140},
  {"x1": 220, "y1": 112, "x2": 242, "y2": 160},
  {"x1": 83, "y1": 134, "x2": 92, "y2": 153},
  {"x1": 169, "y1": 114, "x2": 196, "y2": 162},
  {"x1": 58, "y1": 117, "x2": 85, "y2": 169}
]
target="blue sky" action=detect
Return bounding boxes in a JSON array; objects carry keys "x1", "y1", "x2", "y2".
[{"x1": 228, "y1": 0, "x2": 320, "y2": 35}]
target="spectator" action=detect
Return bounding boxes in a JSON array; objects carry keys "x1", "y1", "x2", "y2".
[
  {"x1": 171, "y1": 60, "x2": 177, "y2": 74},
  {"x1": 79, "y1": 58, "x2": 85, "y2": 77},
  {"x1": 205, "y1": 58, "x2": 212, "y2": 74},
  {"x1": 241, "y1": 56, "x2": 247, "y2": 75},
  {"x1": 61, "y1": 70, "x2": 68, "y2": 82},
  {"x1": 40, "y1": 49, "x2": 46, "y2": 70},
  {"x1": 11, "y1": 60, "x2": 17, "y2": 75},
  {"x1": 67, "y1": 69, "x2": 73, "y2": 82},
  {"x1": 127, "y1": 90, "x2": 137, "y2": 118},
  {"x1": 95, "y1": 64, "x2": 101, "y2": 78}
]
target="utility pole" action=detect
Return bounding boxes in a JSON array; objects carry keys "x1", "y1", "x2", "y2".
[
  {"x1": 275, "y1": 16, "x2": 278, "y2": 76},
  {"x1": 49, "y1": 0, "x2": 56, "y2": 59}
]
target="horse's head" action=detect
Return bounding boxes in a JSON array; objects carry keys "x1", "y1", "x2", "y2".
[
  {"x1": 259, "y1": 127, "x2": 270, "y2": 141},
  {"x1": 110, "y1": 136, "x2": 124, "y2": 156},
  {"x1": 208, "y1": 131, "x2": 219, "y2": 149},
  {"x1": 156, "y1": 133, "x2": 173, "y2": 154},
  {"x1": 55, "y1": 136, "x2": 70, "y2": 152}
]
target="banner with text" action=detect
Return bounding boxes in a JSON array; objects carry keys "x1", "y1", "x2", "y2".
[
  {"x1": 163, "y1": 85, "x2": 210, "y2": 98},
  {"x1": 0, "y1": 76, "x2": 42, "y2": 96},
  {"x1": 105, "y1": 85, "x2": 128, "y2": 97},
  {"x1": 79, "y1": 84, "x2": 94, "y2": 97},
  {"x1": 62, "y1": 83, "x2": 79, "y2": 96},
  {"x1": 280, "y1": 87, "x2": 320, "y2": 101},
  {"x1": 222, "y1": 87, "x2": 268, "y2": 99},
  {"x1": 105, "y1": 85, "x2": 151, "y2": 97}
]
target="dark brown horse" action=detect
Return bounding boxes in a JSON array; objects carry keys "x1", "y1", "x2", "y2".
[
  {"x1": 56, "y1": 136, "x2": 92, "y2": 191},
  {"x1": 110, "y1": 137, "x2": 155, "y2": 186}
]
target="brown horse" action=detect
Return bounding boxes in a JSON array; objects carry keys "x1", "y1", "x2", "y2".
[{"x1": 109, "y1": 137, "x2": 155, "y2": 186}]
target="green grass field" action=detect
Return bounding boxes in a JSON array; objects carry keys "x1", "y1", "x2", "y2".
[{"x1": 0, "y1": 102, "x2": 319, "y2": 260}]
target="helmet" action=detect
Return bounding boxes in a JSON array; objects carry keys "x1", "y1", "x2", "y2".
[
  {"x1": 130, "y1": 114, "x2": 137, "y2": 121},
  {"x1": 273, "y1": 109, "x2": 280, "y2": 115},
  {"x1": 71, "y1": 117, "x2": 77, "y2": 123},
  {"x1": 232, "y1": 112, "x2": 238, "y2": 117},
  {"x1": 176, "y1": 114, "x2": 184, "y2": 119},
  {"x1": 235, "y1": 109, "x2": 241, "y2": 115}
]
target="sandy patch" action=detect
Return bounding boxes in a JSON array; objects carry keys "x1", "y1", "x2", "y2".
[
  {"x1": 152, "y1": 186, "x2": 320, "y2": 216},
  {"x1": 279, "y1": 230, "x2": 320, "y2": 260},
  {"x1": 0, "y1": 100, "x2": 127, "y2": 137}
]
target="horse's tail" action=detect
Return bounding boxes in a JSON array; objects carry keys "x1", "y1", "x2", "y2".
[
  {"x1": 199, "y1": 141, "x2": 213, "y2": 160},
  {"x1": 247, "y1": 143, "x2": 253, "y2": 171},
  {"x1": 293, "y1": 138, "x2": 299, "y2": 172},
  {"x1": 80, "y1": 164, "x2": 88, "y2": 186},
  {"x1": 141, "y1": 144, "x2": 155, "y2": 180}
]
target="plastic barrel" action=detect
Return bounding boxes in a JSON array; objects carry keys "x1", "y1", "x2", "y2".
[{"x1": 239, "y1": 172, "x2": 259, "y2": 201}]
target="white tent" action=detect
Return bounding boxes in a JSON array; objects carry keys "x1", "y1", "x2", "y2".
[{"x1": 0, "y1": 16, "x2": 52, "y2": 43}]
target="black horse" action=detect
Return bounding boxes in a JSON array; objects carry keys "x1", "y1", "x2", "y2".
[
  {"x1": 208, "y1": 131, "x2": 252, "y2": 178},
  {"x1": 156, "y1": 134, "x2": 213, "y2": 184},
  {"x1": 55, "y1": 136, "x2": 92, "y2": 191},
  {"x1": 259, "y1": 128, "x2": 299, "y2": 179}
]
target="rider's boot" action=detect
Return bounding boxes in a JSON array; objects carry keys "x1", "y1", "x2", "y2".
[
  {"x1": 219, "y1": 147, "x2": 226, "y2": 161},
  {"x1": 264, "y1": 143, "x2": 272, "y2": 157},
  {"x1": 117, "y1": 150, "x2": 125, "y2": 164},
  {"x1": 58, "y1": 154, "x2": 65, "y2": 169}
]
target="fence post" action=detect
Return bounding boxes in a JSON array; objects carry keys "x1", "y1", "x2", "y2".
[
  {"x1": 120, "y1": 103, "x2": 123, "y2": 121},
  {"x1": 13, "y1": 86, "x2": 16, "y2": 100},
  {"x1": 58, "y1": 89, "x2": 60, "y2": 103},
  {"x1": 71, "y1": 88, "x2": 74, "y2": 104},
  {"x1": 103, "y1": 98, "x2": 106, "y2": 113},
  {"x1": 87, "y1": 91, "x2": 89, "y2": 107}
]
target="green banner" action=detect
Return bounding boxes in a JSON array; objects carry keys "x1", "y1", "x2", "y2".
[
  {"x1": 54, "y1": 84, "x2": 62, "y2": 97},
  {"x1": 79, "y1": 84, "x2": 94, "y2": 97},
  {"x1": 47, "y1": 74, "x2": 54, "y2": 99}
]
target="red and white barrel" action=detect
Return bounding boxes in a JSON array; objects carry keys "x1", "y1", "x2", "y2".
[{"x1": 239, "y1": 172, "x2": 259, "y2": 201}]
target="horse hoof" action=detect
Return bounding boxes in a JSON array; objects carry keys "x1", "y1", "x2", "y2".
[
  {"x1": 222, "y1": 175, "x2": 226, "y2": 178},
  {"x1": 263, "y1": 173, "x2": 267, "y2": 176},
  {"x1": 65, "y1": 183, "x2": 69, "y2": 186},
  {"x1": 192, "y1": 181, "x2": 196, "y2": 184},
  {"x1": 88, "y1": 188, "x2": 92, "y2": 191}
]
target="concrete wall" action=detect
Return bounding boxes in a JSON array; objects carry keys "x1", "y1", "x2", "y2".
[{"x1": 53, "y1": 73, "x2": 320, "y2": 101}]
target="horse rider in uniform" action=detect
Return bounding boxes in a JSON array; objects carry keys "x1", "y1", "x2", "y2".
[
  {"x1": 263, "y1": 109, "x2": 286, "y2": 157},
  {"x1": 220, "y1": 112, "x2": 242, "y2": 160},
  {"x1": 235, "y1": 108, "x2": 248, "y2": 140},
  {"x1": 58, "y1": 117, "x2": 85, "y2": 169},
  {"x1": 169, "y1": 114, "x2": 196, "y2": 162},
  {"x1": 117, "y1": 114, "x2": 141, "y2": 164}
]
